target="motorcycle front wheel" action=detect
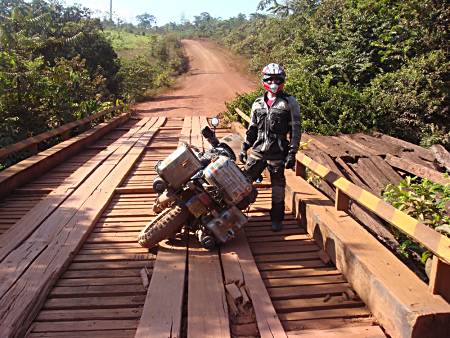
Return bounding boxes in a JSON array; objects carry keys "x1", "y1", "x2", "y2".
[{"x1": 138, "y1": 205, "x2": 190, "y2": 249}]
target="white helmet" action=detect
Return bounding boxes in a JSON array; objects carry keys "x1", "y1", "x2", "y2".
[{"x1": 261, "y1": 63, "x2": 286, "y2": 94}]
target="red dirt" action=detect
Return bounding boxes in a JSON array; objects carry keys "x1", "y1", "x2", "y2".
[{"x1": 133, "y1": 39, "x2": 257, "y2": 117}]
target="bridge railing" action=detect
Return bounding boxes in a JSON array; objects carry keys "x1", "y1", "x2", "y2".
[
  {"x1": 0, "y1": 105, "x2": 125, "y2": 162},
  {"x1": 233, "y1": 107, "x2": 450, "y2": 301}
]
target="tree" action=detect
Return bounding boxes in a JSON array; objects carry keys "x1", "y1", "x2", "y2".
[{"x1": 136, "y1": 13, "x2": 156, "y2": 29}]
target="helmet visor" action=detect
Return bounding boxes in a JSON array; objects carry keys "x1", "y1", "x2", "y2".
[{"x1": 262, "y1": 75, "x2": 284, "y2": 85}]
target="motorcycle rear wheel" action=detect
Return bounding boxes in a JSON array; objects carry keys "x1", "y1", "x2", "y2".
[{"x1": 138, "y1": 206, "x2": 190, "y2": 249}]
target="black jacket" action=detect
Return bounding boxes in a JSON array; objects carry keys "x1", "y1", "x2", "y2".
[{"x1": 243, "y1": 92, "x2": 301, "y2": 160}]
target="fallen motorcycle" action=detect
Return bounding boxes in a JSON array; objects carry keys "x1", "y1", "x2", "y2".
[{"x1": 138, "y1": 118, "x2": 257, "y2": 250}]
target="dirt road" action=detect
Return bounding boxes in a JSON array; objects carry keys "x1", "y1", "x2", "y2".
[{"x1": 133, "y1": 40, "x2": 257, "y2": 117}]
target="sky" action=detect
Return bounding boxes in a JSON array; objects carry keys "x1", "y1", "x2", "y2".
[{"x1": 62, "y1": 0, "x2": 263, "y2": 26}]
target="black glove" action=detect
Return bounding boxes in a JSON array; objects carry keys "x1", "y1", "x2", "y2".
[
  {"x1": 239, "y1": 143, "x2": 250, "y2": 164},
  {"x1": 239, "y1": 150, "x2": 247, "y2": 164},
  {"x1": 285, "y1": 152, "x2": 296, "y2": 169}
]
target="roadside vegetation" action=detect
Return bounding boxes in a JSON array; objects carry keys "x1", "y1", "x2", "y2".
[
  {"x1": 163, "y1": 0, "x2": 449, "y2": 149},
  {"x1": 383, "y1": 176, "x2": 449, "y2": 270},
  {"x1": 0, "y1": 0, "x2": 186, "y2": 168},
  {"x1": 105, "y1": 29, "x2": 187, "y2": 102}
]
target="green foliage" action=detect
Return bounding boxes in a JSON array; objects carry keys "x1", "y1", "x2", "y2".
[
  {"x1": 165, "y1": 0, "x2": 449, "y2": 147},
  {"x1": 223, "y1": 90, "x2": 263, "y2": 124},
  {"x1": 113, "y1": 32, "x2": 187, "y2": 101},
  {"x1": 383, "y1": 175, "x2": 450, "y2": 263},
  {"x1": 0, "y1": 1, "x2": 187, "y2": 169},
  {"x1": 383, "y1": 176, "x2": 450, "y2": 233},
  {"x1": 0, "y1": 0, "x2": 118, "y2": 153}
]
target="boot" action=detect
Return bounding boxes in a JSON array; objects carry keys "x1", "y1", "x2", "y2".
[
  {"x1": 271, "y1": 221, "x2": 283, "y2": 232},
  {"x1": 270, "y1": 202, "x2": 285, "y2": 232}
]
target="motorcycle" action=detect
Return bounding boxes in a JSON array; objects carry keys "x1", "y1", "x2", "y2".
[{"x1": 138, "y1": 118, "x2": 258, "y2": 250}]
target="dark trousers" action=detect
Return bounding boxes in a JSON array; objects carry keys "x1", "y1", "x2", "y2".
[{"x1": 244, "y1": 156, "x2": 286, "y2": 223}]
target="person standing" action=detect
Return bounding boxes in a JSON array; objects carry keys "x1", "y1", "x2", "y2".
[{"x1": 239, "y1": 63, "x2": 301, "y2": 231}]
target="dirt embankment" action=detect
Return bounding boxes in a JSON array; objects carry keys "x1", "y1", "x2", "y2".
[{"x1": 133, "y1": 40, "x2": 257, "y2": 117}]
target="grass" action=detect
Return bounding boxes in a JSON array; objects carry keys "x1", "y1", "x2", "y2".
[{"x1": 103, "y1": 29, "x2": 154, "y2": 60}]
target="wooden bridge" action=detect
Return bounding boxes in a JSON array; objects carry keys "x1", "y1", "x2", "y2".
[{"x1": 0, "y1": 108, "x2": 449, "y2": 338}]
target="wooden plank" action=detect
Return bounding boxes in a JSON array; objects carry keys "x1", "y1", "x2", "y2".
[
  {"x1": 188, "y1": 247, "x2": 230, "y2": 338},
  {"x1": 279, "y1": 307, "x2": 371, "y2": 322},
  {"x1": 0, "y1": 112, "x2": 129, "y2": 200},
  {"x1": 30, "y1": 319, "x2": 139, "y2": 332},
  {"x1": 268, "y1": 283, "x2": 351, "y2": 299},
  {"x1": 222, "y1": 231, "x2": 287, "y2": 338},
  {"x1": 234, "y1": 108, "x2": 251, "y2": 124},
  {"x1": 0, "y1": 118, "x2": 151, "y2": 261},
  {"x1": 273, "y1": 296, "x2": 364, "y2": 312},
  {"x1": 287, "y1": 325, "x2": 385, "y2": 337},
  {"x1": 368, "y1": 156, "x2": 402, "y2": 185},
  {"x1": 385, "y1": 154, "x2": 449, "y2": 185},
  {"x1": 353, "y1": 159, "x2": 386, "y2": 195},
  {"x1": 283, "y1": 317, "x2": 375, "y2": 332},
  {"x1": 135, "y1": 117, "x2": 191, "y2": 338},
  {"x1": 358, "y1": 158, "x2": 391, "y2": 191},
  {"x1": 134, "y1": 244, "x2": 187, "y2": 338},
  {"x1": 28, "y1": 329, "x2": 136, "y2": 338},
  {"x1": 375, "y1": 132, "x2": 435, "y2": 162},
  {"x1": 0, "y1": 117, "x2": 166, "y2": 338},
  {"x1": 0, "y1": 106, "x2": 121, "y2": 161}
]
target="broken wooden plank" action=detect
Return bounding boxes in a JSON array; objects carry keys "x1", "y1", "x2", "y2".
[
  {"x1": 385, "y1": 154, "x2": 449, "y2": 185},
  {"x1": 369, "y1": 156, "x2": 403, "y2": 185},
  {"x1": 374, "y1": 132, "x2": 435, "y2": 162},
  {"x1": 187, "y1": 246, "x2": 230, "y2": 338},
  {"x1": 357, "y1": 157, "x2": 391, "y2": 193},
  {"x1": 135, "y1": 243, "x2": 187, "y2": 338},
  {"x1": 335, "y1": 158, "x2": 371, "y2": 191},
  {"x1": 222, "y1": 232, "x2": 287, "y2": 338},
  {"x1": 431, "y1": 144, "x2": 450, "y2": 172}
]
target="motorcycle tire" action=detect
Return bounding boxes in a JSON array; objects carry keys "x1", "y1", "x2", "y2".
[{"x1": 138, "y1": 206, "x2": 190, "y2": 249}]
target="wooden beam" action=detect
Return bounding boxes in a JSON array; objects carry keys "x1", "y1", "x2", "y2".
[
  {"x1": 429, "y1": 256, "x2": 450, "y2": 303},
  {"x1": 296, "y1": 152, "x2": 450, "y2": 264},
  {"x1": 385, "y1": 154, "x2": 449, "y2": 185},
  {"x1": 234, "y1": 108, "x2": 251, "y2": 124},
  {"x1": 285, "y1": 171, "x2": 450, "y2": 338},
  {"x1": 335, "y1": 188, "x2": 350, "y2": 212}
]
